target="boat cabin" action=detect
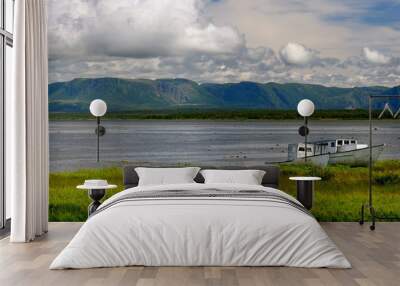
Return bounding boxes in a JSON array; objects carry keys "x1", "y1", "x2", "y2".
[
  {"x1": 296, "y1": 143, "x2": 314, "y2": 158},
  {"x1": 323, "y1": 139, "x2": 358, "y2": 153},
  {"x1": 294, "y1": 139, "x2": 359, "y2": 158}
]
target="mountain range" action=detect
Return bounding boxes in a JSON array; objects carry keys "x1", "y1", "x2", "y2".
[{"x1": 48, "y1": 77, "x2": 400, "y2": 112}]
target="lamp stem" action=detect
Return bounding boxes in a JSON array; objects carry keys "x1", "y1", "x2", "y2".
[
  {"x1": 304, "y1": 116, "x2": 308, "y2": 163},
  {"x1": 97, "y1": 117, "x2": 100, "y2": 162}
]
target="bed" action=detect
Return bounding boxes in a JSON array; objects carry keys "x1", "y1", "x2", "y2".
[{"x1": 50, "y1": 166, "x2": 351, "y2": 269}]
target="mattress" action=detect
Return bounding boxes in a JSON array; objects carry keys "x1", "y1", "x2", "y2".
[{"x1": 50, "y1": 183, "x2": 351, "y2": 269}]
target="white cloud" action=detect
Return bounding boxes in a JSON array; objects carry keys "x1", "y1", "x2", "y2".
[
  {"x1": 208, "y1": 0, "x2": 400, "y2": 59},
  {"x1": 279, "y1": 43, "x2": 315, "y2": 65},
  {"x1": 47, "y1": 0, "x2": 400, "y2": 87},
  {"x1": 362, "y1": 47, "x2": 391, "y2": 65},
  {"x1": 48, "y1": 50, "x2": 400, "y2": 87},
  {"x1": 48, "y1": 0, "x2": 244, "y2": 59}
]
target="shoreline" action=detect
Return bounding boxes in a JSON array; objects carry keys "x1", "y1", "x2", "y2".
[{"x1": 49, "y1": 109, "x2": 397, "y2": 121}]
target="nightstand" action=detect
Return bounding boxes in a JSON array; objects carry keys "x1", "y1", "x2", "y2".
[
  {"x1": 77, "y1": 180, "x2": 117, "y2": 216},
  {"x1": 289, "y1": 177, "x2": 321, "y2": 210}
]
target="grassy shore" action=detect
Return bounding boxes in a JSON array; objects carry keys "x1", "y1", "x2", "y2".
[
  {"x1": 48, "y1": 109, "x2": 393, "y2": 121},
  {"x1": 49, "y1": 160, "x2": 400, "y2": 222}
]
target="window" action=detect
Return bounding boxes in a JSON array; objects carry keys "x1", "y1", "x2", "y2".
[
  {"x1": 331, "y1": 142, "x2": 335, "y2": 147},
  {"x1": 351, "y1": 140, "x2": 356, "y2": 144},
  {"x1": 1, "y1": 0, "x2": 14, "y2": 230},
  {"x1": 344, "y1": 140, "x2": 349, "y2": 145},
  {"x1": 337, "y1": 140, "x2": 343, "y2": 146}
]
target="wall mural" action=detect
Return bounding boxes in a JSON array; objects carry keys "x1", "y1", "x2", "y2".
[{"x1": 47, "y1": 0, "x2": 400, "y2": 222}]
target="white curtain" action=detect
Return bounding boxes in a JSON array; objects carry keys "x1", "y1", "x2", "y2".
[{"x1": 8, "y1": 0, "x2": 49, "y2": 242}]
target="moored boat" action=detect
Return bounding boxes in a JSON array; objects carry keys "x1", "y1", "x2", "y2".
[{"x1": 288, "y1": 138, "x2": 384, "y2": 165}]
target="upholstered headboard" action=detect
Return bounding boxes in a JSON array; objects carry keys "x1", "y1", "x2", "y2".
[{"x1": 123, "y1": 165, "x2": 280, "y2": 189}]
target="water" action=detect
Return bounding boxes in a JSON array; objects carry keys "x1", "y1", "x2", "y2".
[{"x1": 49, "y1": 120, "x2": 400, "y2": 172}]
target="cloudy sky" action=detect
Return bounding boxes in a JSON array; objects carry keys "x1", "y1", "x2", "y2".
[{"x1": 48, "y1": 0, "x2": 400, "y2": 87}]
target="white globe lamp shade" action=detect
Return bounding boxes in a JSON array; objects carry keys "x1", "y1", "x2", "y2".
[
  {"x1": 90, "y1": 99, "x2": 107, "y2": 117},
  {"x1": 297, "y1": 99, "x2": 315, "y2": 117}
]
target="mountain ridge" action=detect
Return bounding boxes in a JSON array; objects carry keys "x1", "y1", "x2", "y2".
[{"x1": 48, "y1": 77, "x2": 400, "y2": 112}]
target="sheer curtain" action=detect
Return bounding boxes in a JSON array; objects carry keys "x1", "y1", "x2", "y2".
[{"x1": 8, "y1": 0, "x2": 49, "y2": 242}]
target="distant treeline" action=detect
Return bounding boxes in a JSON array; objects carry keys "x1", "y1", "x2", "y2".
[{"x1": 49, "y1": 109, "x2": 396, "y2": 121}]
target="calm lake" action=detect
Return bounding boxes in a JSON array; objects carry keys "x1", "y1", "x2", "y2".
[{"x1": 49, "y1": 120, "x2": 400, "y2": 172}]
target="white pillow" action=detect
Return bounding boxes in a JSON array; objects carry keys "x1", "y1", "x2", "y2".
[
  {"x1": 200, "y1": 169, "x2": 266, "y2": 185},
  {"x1": 135, "y1": 167, "x2": 201, "y2": 186}
]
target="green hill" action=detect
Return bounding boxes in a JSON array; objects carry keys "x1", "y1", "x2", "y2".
[{"x1": 48, "y1": 77, "x2": 398, "y2": 112}]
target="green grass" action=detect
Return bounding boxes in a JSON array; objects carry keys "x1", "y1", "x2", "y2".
[
  {"x1": 279, "y1": 161, "x2": 400, "y2": 221},
  {"x1": 49, "y1": 160, "x2": 400, "y2": 222},
  {"x1": 48, "y1": 109, "x2": 394, "y2": 121},
  {"x1": 49, "y1": 168, "x2": 124, "y2": 221}
]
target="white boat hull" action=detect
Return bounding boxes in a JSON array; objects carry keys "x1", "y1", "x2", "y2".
[
  {"x1": 328, "y1": 145, "x2": 384, "y2": 165},
  {"x1": 293, "y1": 154, "x2": 330, "y2": 167}
]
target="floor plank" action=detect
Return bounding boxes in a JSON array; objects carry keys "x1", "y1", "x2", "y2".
[{"x1": 0, "y1": 222, "x2": 399, "y2": 286}]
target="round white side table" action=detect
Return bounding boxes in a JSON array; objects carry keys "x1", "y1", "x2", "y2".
[
  {"x1": 289, "y1": 177, "x2": 321, "y2": 210},
  {"x1": 77, "y1": 183, "x2": 117, "y2": 216}
]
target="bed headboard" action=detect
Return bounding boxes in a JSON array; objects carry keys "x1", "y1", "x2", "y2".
[{"x1": 123, "y1": 165, "x2": 280, "y2": 189}]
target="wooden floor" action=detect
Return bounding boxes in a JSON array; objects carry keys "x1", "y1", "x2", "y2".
[{"x1": 0, "y1": 222, "x2": 399, "y2": 286}]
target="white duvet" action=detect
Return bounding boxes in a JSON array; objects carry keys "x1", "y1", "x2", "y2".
[{"x1": 50, "y1": 183, "x2": 351, "y2": 269}]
